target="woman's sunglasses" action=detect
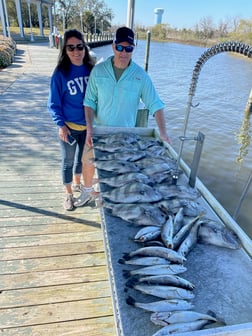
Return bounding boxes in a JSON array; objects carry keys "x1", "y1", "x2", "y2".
[
  {"x1": 115, "y1": 45, "x2": 134, "y2": 53},
  {"x1": 66, "y1": 44, "x2": 85, "y2": 52}
]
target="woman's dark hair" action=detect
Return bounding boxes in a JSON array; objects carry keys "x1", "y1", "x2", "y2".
[{"x1": 56, "y1": 29, "x2": 95, "y2": 73}]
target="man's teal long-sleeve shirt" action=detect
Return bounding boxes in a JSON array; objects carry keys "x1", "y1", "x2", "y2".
[{"x1": 84, "y1": 56, "x2": 165, "y2": 127}]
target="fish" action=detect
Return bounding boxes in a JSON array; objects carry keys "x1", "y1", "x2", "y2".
[
  {"x1": 150, "y1": 310, "x2": 217, "y2": 326},
  {"x1": 98, "y1": 172, "x2": 151, "y2": 187},
  {"x1": 161, "y1": 215, "x2": 174, "y2": 249},
  {"x1": 123, "y1": 264, "x2": 187, "y2": 278},
  {"x1": 94, "y1": 160, "x2": 140, "y2": 173},
  {"x1": 92, "y1": 141, "x2": 138, "y2": 153},
  {"x1": 135, "y1": 157, "x2": 171, "y2": 169},
  {"x1": 177, "y1": 220, "x2": 202, "y2": 258},
  {"x1": 141, "y1": 162, "x2": 176, "y2": 176},
  {"x1": 156, "y1": 199, "x2": 205, "y2": 217},
  {"x1": 173, "y1": 214, "x2": 203, "y2": 250},
  {"x1": 118, "y1": 256, "x2": 171, "y2": 266},
  {"x1": 134, "y1": 226, "x2": 161, "y2": 242},
  {"x1": 173, "y1": 207, "x2": 184, "y2": 235},
  {"x1": 126, "y1": 295, "x2": 194, "y2": 312},
  {"x1": 103, "y1": 202, "x2": 167, "y2": 226},
  {"x1": 151, "y1": 319, "x2": 212, "y2": 335},
  {"x1": 123, "y1": 246, "x2": 186, "y2": 264},
  {"x1": 93, "y1": 132, "x2": 141, "y2": 144},
  {"x1": 135, "y1": 274, "x2": 195, "y2": 290},
  {"x1": 198, "y1": 219, "x2": 241, "y2": 249},
  {"x1": 155, "y1": 184, "x2": 201, "y2": 200},
  {"x1": 92, "y1": 150, "x2": 146, "y2": 162},
  {"x1": 102, "y1": 183, "x2": 163, "y2": 204},
  {"x1": 126, "y1": 283, "x2": 195, "y2": 300}
]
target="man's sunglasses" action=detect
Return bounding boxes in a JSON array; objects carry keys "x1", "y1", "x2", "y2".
[
  {"x1": 66, "y1": 44, "x2": 85, "y2": 52},
  {"x1": 115, "y1": 44, "x2": 134, "y2": 53}
]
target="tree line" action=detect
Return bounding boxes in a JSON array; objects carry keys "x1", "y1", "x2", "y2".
[{"x1": 5, "y1": 0, "x2": 252, "y2": 45}]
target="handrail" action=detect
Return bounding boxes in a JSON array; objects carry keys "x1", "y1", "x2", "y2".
[{"x1": 174, "y1": 41, "x2": 252, "y2": 178}]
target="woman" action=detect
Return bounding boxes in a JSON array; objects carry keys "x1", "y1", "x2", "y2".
[{"x1": 48, "y1": 29, "x2": 95, "y2": 210}]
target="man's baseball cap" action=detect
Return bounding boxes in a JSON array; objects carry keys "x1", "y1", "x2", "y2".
[{"x1": 114, "y1": 27, "x2": 135, "y2": 45}]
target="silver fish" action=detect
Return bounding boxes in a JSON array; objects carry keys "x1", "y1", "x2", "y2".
[
  {"x1": 150, "y1": 310, "x2": 217, "y2": 326},
  {"x1": 173, "y1": 207, "x2": 184, "y2": 235},
  {"x1": 126, "y1": 295, "x2": 194, "y2": 312},
  {"x1": 127, "y1": 283, "x2": 195, "y2": 300},
  {"x1": 177, "y1": 220, "x2": 202, "y2": 258},
  {"x1": 102, "y1": 183, "x2": 163, "y2": 204},
  {"x1": 123, "y1": 246, "x2": 186, "y2": 264},
  {"x1": 123, "y1": 264, "x2": 187, "y2": 278},
  {"x1": 99, "y1": 172, "x2": 151, "y2": 187},
  {"x1": 118, "y1": 257, "x2": 171, "y2": 266},
  {"x1": 161, "y1": 215, "x2": 174, "y2": 249},
  {"x1": 136, "y1": 274, "x2": 195, "y2": 290},
  {"x1": 173, "y1": 214, "x2": 203, "y2": 250},
  {"x1": 134, "y1": 226, "x2": 161, "y2": 242},
  {"x1": 151, "y1": 319, "x2": 211, "y2": 335},
  {"x1": 198, "y1": 219, "x2": 241, "y2": 249}
]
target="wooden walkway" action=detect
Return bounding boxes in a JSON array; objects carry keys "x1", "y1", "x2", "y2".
[{"x1": 0, "y1": 44, "x2": 116, "y2": 335}]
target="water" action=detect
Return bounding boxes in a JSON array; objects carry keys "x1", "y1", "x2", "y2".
[{"x1": 92, "y1": 40, "x2": 252, "y2": 239}]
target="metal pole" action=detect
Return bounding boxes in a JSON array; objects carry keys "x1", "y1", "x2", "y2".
[
  {"x1": 126, "y1": 0, "x2": 135, "y2": 29},
  {"x1": 144, "y1": 31, "x2": 151, "y2": 72}
]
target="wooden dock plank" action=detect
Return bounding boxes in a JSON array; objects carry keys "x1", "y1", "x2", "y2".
[
  {"x1": 0, "y1": 253, "x2": 106, "y2": 274},
  {"x1": 0, "y1": 281, "x2": 111, "y2": 308},
  {"x1": 1, "y1": 316, "x2": 115, "y2": 336}
]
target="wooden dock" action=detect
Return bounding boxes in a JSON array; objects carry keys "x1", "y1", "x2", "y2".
[{"x1": 0, "y1": 44, "x2": 116, "y2": 335}]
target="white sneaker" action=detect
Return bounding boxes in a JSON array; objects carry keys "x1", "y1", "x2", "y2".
[
  {"x1": 74, "y1": 190, "x2": 100, "y2": 207},
  {"x1": 72, "y1": 184, "x2": 83, "y2": 193},
  {"x1": 64, "y1": 193, "x2": 74, "y2": 211}
]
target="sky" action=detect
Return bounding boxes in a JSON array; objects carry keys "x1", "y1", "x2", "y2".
[{"x1": 104, "y1": 0, "x2": 252, "y2": 29}]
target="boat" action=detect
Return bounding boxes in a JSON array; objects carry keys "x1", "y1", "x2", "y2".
[{"x1": 91, "y1": 41, "x2": 252, "y2": 336}]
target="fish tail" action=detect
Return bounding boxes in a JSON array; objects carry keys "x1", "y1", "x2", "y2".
[
  {"x1": 118, "y1": 258, "x2": 126, "y2": 264},
  {"x1": 126, "y1": 295, "x2": 136, "y2": 307},
  {"x1": 122, "y1": 269, "x2": 131, "y2": 278},
  {"x1": 125, "y1": 277, "x2": 138, "y2": 288},
  {"x1": 122, "y1": 253, "x2": 131, "y2": 260}
]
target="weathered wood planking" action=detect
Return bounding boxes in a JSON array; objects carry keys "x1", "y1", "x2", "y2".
[{"x1": 0, "y1": 44, "x2": 116, "y2": 335}]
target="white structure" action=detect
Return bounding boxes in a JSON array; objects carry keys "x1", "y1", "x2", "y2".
[
  {"x1": 154, "y1": 8, "x2": 164, "y2": 25},
  {"x1": 0, "y1": 0, "x2": 54, "y2": 38}
]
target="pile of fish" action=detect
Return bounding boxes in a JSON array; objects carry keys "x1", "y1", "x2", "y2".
[{"x1": 92, "y1": 132, "x2": 241, "y2": 335}]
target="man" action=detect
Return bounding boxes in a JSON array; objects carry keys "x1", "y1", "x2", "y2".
[
  {"x1": 84, "y1": 26, "x2": 171, "y2": 145},
  {"x1": 74, "y1": 26, "x2": 171, "y2": 207}
]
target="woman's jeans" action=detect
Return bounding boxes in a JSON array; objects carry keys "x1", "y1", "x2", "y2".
[{"x1": 59, "y1": 129, "x2": 86, "y2": 185}]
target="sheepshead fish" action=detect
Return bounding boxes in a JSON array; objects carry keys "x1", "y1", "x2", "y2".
[
  {"x1": 156, "y1": 199, "x2": 205, "y2": 217},
  {"x1": 94, "y1": 160, "x2": 140, "y2": 173},
  {"x1": 102, "y1": 183, "x2": 163, "y2": 203},
  {"x1": 126, "y1": 283, "x2": 195, "y2": 300},
  {"x1": 103, "y1": 202, "x2": 167, "y2": 226},
  {"x1": 151, "y1": 319, "x2": 211, "y2": 335},
  {"x1": 155, "y1": 184, "x2": 201, "y2": 200},
  {"x1": 126, "y1": 295, "x2": 194, "y2": 312},
  {"x1": 93, "y1": 132, "x2": 140, "y2": 144},
  {"x1": 98, "y1": 172, "x2": 151, "y2": 187},
  {"x1": 93, "y1": 150, "x2": 146, "y2": 162},
  {"x1": 93, "y1": 141, "x2": 138, "y2": 152},
  {"x1": 141, "y1": 162, "x2": 175, "y2": 176},
  {"x1": 198, "y1": 220, "x2": 241, "y2": 249},
  {"x1": 150, "y1": 310, "x2": 217, "y2": 326}
]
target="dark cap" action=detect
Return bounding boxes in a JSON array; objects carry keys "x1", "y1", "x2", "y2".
[{"x1": 114, "y1": 27, "x2": 135, "y2": 45}]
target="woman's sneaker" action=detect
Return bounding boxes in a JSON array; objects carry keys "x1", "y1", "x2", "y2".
[
  {"x1": 72, "y1": 184, "x2": 83, "y2": 193},
  {"x1": 74, "y1": 189, "x2": 100, "y2": 207},
  {"x1": 64, "y1": 193, "x2": 74, "y2": 211}
]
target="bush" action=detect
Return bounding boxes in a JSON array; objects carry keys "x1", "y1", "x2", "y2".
[{"x1": 0, "y1": 35, "x2": 16, "y2": 68}]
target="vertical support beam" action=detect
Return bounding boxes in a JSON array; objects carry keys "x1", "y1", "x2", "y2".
[
  {"x1": 189, "y1": 132, "x2": 205, "y2": 188},
  {"x1": 48, "y1": 3, "x2": 53, "y2": 34},
  {"x1": 15, "y1": 0, "x2": 24, "y2": 37},
  {"x1": 37, "y1": 0, "x2": 44, "y2": 36},
  {"x1": 126, "y1": 0, "x2": 135, "y2": 29},
  {"x1": 0, "y1": 0, "x2": 7, "y2": 36}
]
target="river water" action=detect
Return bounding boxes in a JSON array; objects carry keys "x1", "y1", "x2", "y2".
[{"x1": 92, "y1": 39, "x2": 252, "y2": 239}]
